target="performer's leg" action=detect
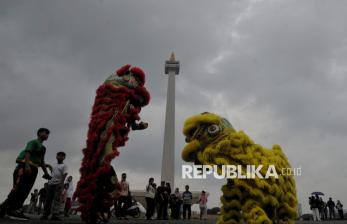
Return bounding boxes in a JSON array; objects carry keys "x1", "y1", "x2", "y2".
[{"x1": 8, "y1": 166, "x2": 38, "y2": 212}]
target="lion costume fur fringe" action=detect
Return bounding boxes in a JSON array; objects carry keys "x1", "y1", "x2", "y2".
[
  {"x1": 75, "y1": 65, "x2": 150, "y2": 223},
  {"x1": 181, "y1": 112, "x2": 298, "y2": 224}
]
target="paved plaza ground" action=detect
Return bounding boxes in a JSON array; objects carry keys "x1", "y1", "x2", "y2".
[{"x1": 1, "y1": 215, "x2": 347, "y2": 224}]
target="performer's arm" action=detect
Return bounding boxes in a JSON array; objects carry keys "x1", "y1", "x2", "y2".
[
  {"x1": 128, "y1": 104, "x2": 148, "y2": 130},
  {"x1": 62, "y1": 173, "x2": 68, "y2": 186},
  {"x1": 41, "y1": 147, "x2": 52, "y2": 179},
  {"x1": 41, "y1": 163, "x2": 50, "y2": 177},
  {"x1": 131, "y1": 121, "x2": 148, "y2": 130}
]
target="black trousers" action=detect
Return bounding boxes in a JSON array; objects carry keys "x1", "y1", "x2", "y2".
[
  {"x1": 329, "y1": 207, "x2": 335, "y2": 219},
  {"x1": 157, "y1": 201, "x2": 168, "y2": 219},
  {"x1": 183, "y1": 204, "x2": 191, "y2": 219},
  {"x1": 1, "y1": 165, "x2": 38, "y2": 212},
  {"x1": 117, "y1": 196, "x2": 129, "y2": 217},
  {"x1": 43, "y1": 184, "x2": 63, "y2": 217},
  {"x1": 172, "y1": 203, "x2": 181, "y2": 219},
  {"x1": 145, "y1": 197, "x2": 155, "y2": 219},
  {"x1": 338, "y1": 209, "x2": 344, "y2": 219},
  {"x1": 37, "y1": 198, "x2": 45, "y2": 214}
]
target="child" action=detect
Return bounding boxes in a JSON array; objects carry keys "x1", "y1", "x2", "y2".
[
  {"x1": 41, "y1": 151, "x2": 68, "y2": 221},
  {"x1": 37, "y1": 184, "x2": 48, "y2": 215},
  {"x1": 61, "y1": 183, "x2": 69, "y2": 216},
  {"x1": 64, "y1": 176, "x2": 74, "y2": 217},
  {"x1": 27, "y1": 189, "x2": 38, "y2": 214}
]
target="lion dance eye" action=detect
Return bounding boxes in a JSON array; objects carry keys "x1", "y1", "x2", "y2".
[{"x1": 207, "y1": 124, "x2": 220, "y2": 136}]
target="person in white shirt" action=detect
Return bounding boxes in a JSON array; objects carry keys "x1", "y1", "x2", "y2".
[
  {"x1": 64, "y1": 176, "x2": 74, "y2": 217},
  {"x1": 145, "y1": 177, "x2": 156, "y2": 220},
  {"x1": 41, "y1": 152, "x2": 68, "y2": 221},
  {"x1": 116, "y1": 173, "x2": 129, "y2": 219}
]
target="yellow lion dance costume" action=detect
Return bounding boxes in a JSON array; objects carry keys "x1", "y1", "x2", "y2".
[{"x1": 182, "y1": 112, "x2": 297, "y2": 224}]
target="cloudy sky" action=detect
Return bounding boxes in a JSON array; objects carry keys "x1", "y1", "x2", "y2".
[{"x1": 1, "y1": 0, "x2": 347, "y2": 214}]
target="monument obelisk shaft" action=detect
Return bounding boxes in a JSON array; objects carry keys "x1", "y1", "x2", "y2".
[{"x1": 161, "y1": 52, "x2": 180, "y2": 188}]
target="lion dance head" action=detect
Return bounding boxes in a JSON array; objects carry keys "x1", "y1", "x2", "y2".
[{"x1": 182, "y1": 112, "x2": 298, "y2": 224}]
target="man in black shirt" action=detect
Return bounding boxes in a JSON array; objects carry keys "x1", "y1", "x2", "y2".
[
  {"x1": 156, "y1": 181, "x2": 166, "y2": 220},
  {"x1": 327, "y1": 197, "x2": 336, "y2": 219}
]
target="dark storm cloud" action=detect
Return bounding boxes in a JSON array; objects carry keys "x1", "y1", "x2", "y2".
[{"x1": 1, "y1": 0, "x2": 347, "y2": 212}]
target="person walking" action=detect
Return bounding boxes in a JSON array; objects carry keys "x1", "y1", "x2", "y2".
[
  {"x1": 145, "y1": 177, "x2": 156, "y2": 220},
  {"x1": 0, "y1": 128, "x2": 51, "y2": 220},
  {"x1": 182, "y1": 185, "x2": 193, "y2": 220},
  {"x1": 41, "y1": 151, "x2": 68, "y2": 221},
  {"x1": 327, "y1": 197, "x2": 336, "y2": 219},
  {"x1": 198, "y1": 190, "x2": 209, "y2": 220},
  {"x1": 336, "y1": 200, "x2": 344, "y2": 220}
]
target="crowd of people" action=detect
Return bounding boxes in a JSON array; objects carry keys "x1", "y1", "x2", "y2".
[
  {"x1": 0, "y1": 127, "x2": 209, "y2": 221},
  {"x1": 115, "y1": 176, "x2": 209, "y2": 221},
  {"x1": 309, "y1": 194, "x2": 344, "y2": 221}
]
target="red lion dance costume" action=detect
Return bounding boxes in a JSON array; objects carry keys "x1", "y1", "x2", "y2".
[{"x1": 74, "y1": 65, "x2": 150, "y2": 223}]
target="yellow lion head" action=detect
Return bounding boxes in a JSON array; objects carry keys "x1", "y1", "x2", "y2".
[{"x1": 182, "y1": 112, "x2": 240, "y2": 166}]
